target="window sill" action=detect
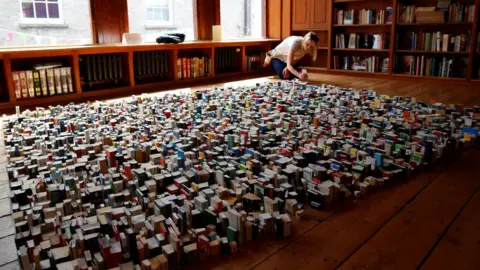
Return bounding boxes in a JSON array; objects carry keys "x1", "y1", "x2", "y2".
[
  {"x1": 145, "y1": 24, "x2": 177, "y2": 30},
  {"x1": 19, "y1": 23, "x2": 69, "y2": 29}
]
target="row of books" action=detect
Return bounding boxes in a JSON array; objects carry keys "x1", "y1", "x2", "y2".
[
  {"x1": 215, "y1": 47, "x2": 239, "y2": 73},
  {"x1": 446, "y1": 3, "x2": 476, "y2": 23},
  {"x1": 398, "y1": 55, "x2": 467, "y2": 77},
  {"x1": 12, "y1": 65, "x2": 74, "y2": 100},
  {"x1": 398, "y1": 4, "x2": 475, "y2": 24},
  {"x1": 246, "y1": 52, "x2": 267, "y2": 72},
  {"x1": 333, "y1": 56, "x2": 389, "y2": 73},
  {"x1": 335, "y1": 33, "x2": 389, "y2": 49},
  {"x1": 334, "y1": 8, "x2": 393, "y2": 25},
  {"x1": 176, "y1": 57, "x2": 212, "y2": 79},
  {"x1": 80, "y1": 54, "x2": 124, "y2": 85},
  {"x1": 134, "y1": 51, "x2": 170, "y2": 80},
  {"x1": 403, "y1": 31, "x2": 470, "y2": 52}
]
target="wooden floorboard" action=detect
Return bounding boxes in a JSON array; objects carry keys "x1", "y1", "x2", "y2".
[
  {"x1": 306, "y1": 73, "x2": 480, "y2": 106},
  {"x1": 337, "y1": 150, "x2": 480, "y2": 270},
  {"x1": 420, "y1": 173, "x2": 480, "y2": 270}
]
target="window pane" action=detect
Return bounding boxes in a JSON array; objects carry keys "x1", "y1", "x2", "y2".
[
  {"x1": 220, "y1": 0, "x2": 264, "y2": 39},
  {"x1": 35, "y1": 3, "x2": 47, "y2": 18},
  {"x1": 47, "y1": 3, "x2": 59, "y2": 18},
  {"x1": 162, "y1": 7, "x2": 169, "y2": 21},
  {"x1": 128, "y1": 0, "x2": 195, "y2": 41},
  {"x1": 147, "y1": 8, "x2": 155, "y2": 20},
  {"x1": 3, "y1": 0, "x2": 93, "y2": 47},
  {"x1": 22, "y1": 2, "x2": 35, "y2": 18}
]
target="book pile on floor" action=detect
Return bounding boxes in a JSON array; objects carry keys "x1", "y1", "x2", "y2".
[{"x1": 4, "y1": 81, "x2": 480, "y2": 270}]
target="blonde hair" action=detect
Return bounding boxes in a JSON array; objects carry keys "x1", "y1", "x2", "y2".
[{"x1": 303, "y1": 32, "x2": 319, "y2": 62}]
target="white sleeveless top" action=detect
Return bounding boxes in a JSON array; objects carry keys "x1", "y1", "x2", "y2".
[{"x1": 268, "y1": 36, "x2": 311, "y2": 64}]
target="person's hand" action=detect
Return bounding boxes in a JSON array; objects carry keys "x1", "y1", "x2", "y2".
[
  {"x1": 300, "y1": 73, "x2": 308, "y2": 81},
  {"x1": 282, "y1": 68, "x2": 290, "y2": 79}
]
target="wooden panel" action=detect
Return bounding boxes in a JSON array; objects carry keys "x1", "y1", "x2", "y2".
[
  {"x1": 90, "y1": 0, "x2": 129, "y2": 44},
  {"x1": 282, "y1": 0, "x2": 292, "y2": 39},
  {"x1": 71, "y1": 53, "x2": 82, "y2": 94},
  {"x1": 292, "y1": 0, "x2": 311, "y2": 30},
  {"x1": 310, "y1": 0, "x2": 330, "y2": 30},
  {"x1": 127, "y1": 51, "x2": 135, "y2": 87},
  {"x1": 268, "y1": 0, "x2": 282, "y2": 38},
  {"x1": 3, "y1": 57, "x2": 15, "y2": 103},
  {"x1": 194, "y1": 0, "x2": 220, "y2": 40}
]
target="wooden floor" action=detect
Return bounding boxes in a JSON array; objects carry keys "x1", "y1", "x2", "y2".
[{"x1": 1, "y1": 73, "x2": 480, "y2": 270}]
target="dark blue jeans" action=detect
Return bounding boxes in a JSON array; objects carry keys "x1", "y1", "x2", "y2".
[{"x1": 271, "y1": 58, "x2": 299, "y2": 80}]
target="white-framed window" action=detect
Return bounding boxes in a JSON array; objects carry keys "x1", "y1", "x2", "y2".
[
  {"x1": 146, "y1": 0, "x2": 173, "y2": 26},
  {"x1": 20, "y1": 0, "x2": 63, "y2": 24}
]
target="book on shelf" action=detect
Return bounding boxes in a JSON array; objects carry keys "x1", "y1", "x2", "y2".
[
  {"x1": 12, "y1": 66, "x2": 74, "y2": 100},
  {"x1": 215, "y1": 47, "x2": 238, "y2": 73},
  {"x1": 54, "y1": 68, "x2": 63, "y2": 95},
  {"x1": 398, "y1": 55, "x2": 466, "y2": 77},
  {"x1": 398, "y1": 3, "x2": 475, "y2": 24},
  {"x1": 246, "y1": 52, "x2": 267, "y2": 72},
  {"x1": 403, "y1": 31, "x2": 470, "y2": 52},
  {"x1": 178, "y1": 57, "x2": 211, "y2": 79},
  {"x1": 134, "y1": 51, "x2": 170, "y2": 81},
  {"x1": 437, "y1": 0, "x2": 451, "y2": 11},
  {"x1": 334, "y1": 8, "x2": 392, "y2": 25},
  {"x1": 448, "y1": 3, "x2": 475, "y2": 23},
  {"x1": 39, "y1": 69, "x2": 48, "y2": 96},
  {"x1": 12, "y1": 72, "x2": 21, "y2": 100},
  {"x1": 416, "y1": 6, "x2": 444, "y2": 24},
  {"x1": 32, "y1": 70, "x2": 42, "y2": 97},
  {"x1": 333, "y1": 55, "x2": 388, "y2": 73},
  {"x1": 81, "y1": 54, "x2": 123, "y2": 88},
  {"x1": 337, "y1": 33, "x2": 389, "y2": 49},
  {"x1": 26, "y1": 70, "x2": 35, "y2": 98},
  {"x1": 47, "y1": 69, "x2": 56, "y2": 96},
  {"x1": 477, "y1": 35, "x2": 480, "y2": 52}
]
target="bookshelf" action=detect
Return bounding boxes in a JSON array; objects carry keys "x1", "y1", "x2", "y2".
[
  {"x1": 214, "y1": 47, "x2": 243, "y2": 74},
  {"x1": 245, "y1": 44, "x2": 272, "y2": 72},
  {"x1": 330, "y1": 0, "x2": 393, "y2": 73},
  {"x1": 0, "y1": 39, "x2": 277, "y2": 113},
  {"x1": 296, "y1": 0, "x2": 480, "y2": 82},
  {"x1": 79, "y1": 52, "x2": 131, "y2": 92}
]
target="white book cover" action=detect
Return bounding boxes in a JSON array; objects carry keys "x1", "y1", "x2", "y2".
[
  {"x1": 442, "y1": 34, "x2": 449, "y2": 51},
  {"x1": 373, "y1": 34, "x2": 381, "y2": 49},
  {"x1": 65, "y1": 67, "x2": 74, "y2": 93},
  {"x1": 12, "y1": 72, "x2": 21, "y2": 99},
  {"x1": 39, "y1": 69, "x2": 48, "y2": 96},
  {"x1": 26, "y1": 70, "x2": 35, "y2": 98}
]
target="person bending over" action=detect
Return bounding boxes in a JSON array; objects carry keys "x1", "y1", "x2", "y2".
[{"x1": 265, "y1": 32, "x2": 319, "y2": 81}]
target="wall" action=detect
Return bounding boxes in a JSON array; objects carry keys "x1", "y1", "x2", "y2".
[
  {"x1": 0, "y1": 0, "x2": 93, "y2": 47},
  {"x1": 127, "y1": 0, "x2": 195, "y2": 42}
]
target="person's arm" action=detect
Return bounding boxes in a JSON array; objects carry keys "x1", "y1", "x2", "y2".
[{"x1": 286, "y1": 48, "x2": 302, "y2": 78}]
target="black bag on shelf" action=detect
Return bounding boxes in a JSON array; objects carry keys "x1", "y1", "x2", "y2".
[{"x1": 156, "y1": 33, "x2": 186, "y2": 44}]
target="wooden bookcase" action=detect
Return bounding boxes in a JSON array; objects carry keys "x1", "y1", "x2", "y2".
[
  {"x1": 295, "y1": 0, "x2": 480, "y2": 83},
  {"x1": 0, "y1": 40, "x2": 277, "y2": 113}
]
